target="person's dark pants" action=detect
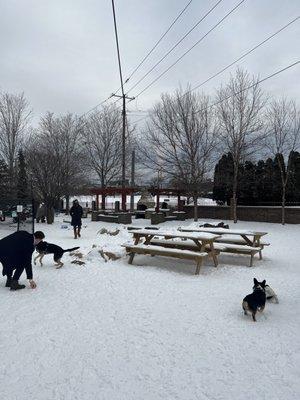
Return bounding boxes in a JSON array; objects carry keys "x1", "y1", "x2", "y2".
[{"x1": 6, "y1": 266, "x2": 26, "y2": 281}]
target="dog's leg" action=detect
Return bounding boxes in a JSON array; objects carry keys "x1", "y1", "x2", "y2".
[
  {"x1": 252, "y1": 311, "x2": 257, "y2": 322},
  {"x1": 55, "y1": 259, "x2": 64, "y2": 269},
  {"x1": 242, "y1": 301, "x2": 248, "y2": 315},
  {"x1": 99, "y1": 250, "x2": 108, "y2": 262},
  {"x1": 34, "y1": 254, "x2": 39, "y2": 265},
  {"x1": 39, "y1": 254, "x2": 44, "y2": 266}
]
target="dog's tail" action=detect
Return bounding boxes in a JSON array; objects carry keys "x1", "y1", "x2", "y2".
[{"x1": 63, "y1": 247, "x2": 80, "y2": 253}]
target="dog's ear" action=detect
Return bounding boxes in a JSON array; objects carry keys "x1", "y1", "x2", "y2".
[
  {"x1": 253, "y1": 278, "x2": 258, "y2": 285},
  {"x1": 262, "y1": 280, "x2": 266, "y2": 286}
]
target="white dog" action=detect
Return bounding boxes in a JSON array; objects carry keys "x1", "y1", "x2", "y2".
[{"x1": 265, "y1": 284, "x2": 279, "y2": 303}]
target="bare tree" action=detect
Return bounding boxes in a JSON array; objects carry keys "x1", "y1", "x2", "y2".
[
  {"x1": 57, "y1": 113, "x2": 87, "y2": 212},
  {"x1": 140, "y1": 88, "x2": 218, "y2": 221},
  {"x1": 216, "y1": 68, "x2": 265, "y2": 223},
  {"x1": 264, "y1": 98, "x2": 300, "y2": 224},
  {"x1": 26, "y1": 112, "x2": 86, "y2": 223},
  {"x1": 0, "y1": 91, "x2": 31, "y2": 180},
  {"x1": 82, "y1": 105, "x2": 123, "y2": 187},
  {"x1": 26, "y1": 133, "x2": 62, "y2": 223}
]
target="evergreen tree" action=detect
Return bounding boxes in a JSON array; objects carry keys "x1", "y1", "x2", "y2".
[
  {"x1": 254, "y1": 160, "x2": 265, "y2": 203},
  {"x1": 238, "y1": 161, "x2": 256, "y2": 205},
  {"x1": 213, "y1": 153, "x2": 233, "y2": 205},
  {"x1": 294, "y1": 152, "x2": 300, "y2": 202},
  {"x1": 0, "y1": 159, "x2": 11, "y2": 208},
  {"x1": 273, "y1": 153, "x2": 285, "y2": 203},
  {"x1": 17, "y1": 150, "x2": 28, "y2": 203},
  {"x1": 287, "y1": 151, "x2": 300, "y2": 202}
]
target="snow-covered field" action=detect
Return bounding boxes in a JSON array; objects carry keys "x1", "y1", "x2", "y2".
[{"x1": 0, "y1": 216, "x2": 299, "y2": 400}]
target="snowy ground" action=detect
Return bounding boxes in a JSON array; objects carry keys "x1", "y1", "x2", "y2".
[{"x1": 0, "y1": 215, "x2": 299, "y2": 400}]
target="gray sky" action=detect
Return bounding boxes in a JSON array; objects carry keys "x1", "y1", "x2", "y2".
[{"x1": 0, "y1": 0, "x2": 299, "y2": 126}]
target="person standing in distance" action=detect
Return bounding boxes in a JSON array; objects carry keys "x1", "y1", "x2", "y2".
[
  {"x1": 70, "y1": 200, "x2": 83, "y2": 239},
  {"x1": 0, "y1": 230, "x2": 45, "y2": 291}
]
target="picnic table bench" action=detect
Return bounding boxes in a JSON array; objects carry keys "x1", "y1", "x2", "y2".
[
  {"x1": 149, "y1": 239, "x2": 260, "y2": 267},
  {"x1": 124, "y1": 244, "x2": 208, "y2": 275},
  {"x1": 123, "y1": 229, "x2": 221, "y2": 274}
]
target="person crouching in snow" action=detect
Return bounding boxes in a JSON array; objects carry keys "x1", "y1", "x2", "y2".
[
  {"x1": 70, "y1": 199, "x2": 83, "y2": 239},
  {"x1": 0, "y1": 230, "x2": 45, "y2": 291}
]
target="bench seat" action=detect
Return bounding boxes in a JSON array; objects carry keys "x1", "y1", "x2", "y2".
[
  {"x1": 150, "y1": 239, "x2": 260, "y2": 267},
  {"x1": 215, "y1": 237, "x2": 270, "y2": 247},
  {"x1": 123, "y1": 244, "x2": 208, "y2": 275}
]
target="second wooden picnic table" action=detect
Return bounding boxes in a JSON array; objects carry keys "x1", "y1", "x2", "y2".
[{"x1": 179, "y1": 227, "x2": 268, "y2": 247}]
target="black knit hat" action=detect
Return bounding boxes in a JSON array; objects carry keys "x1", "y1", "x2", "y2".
[{"x1": 34, "y1": 231, "x2": 45, "y2": 239}]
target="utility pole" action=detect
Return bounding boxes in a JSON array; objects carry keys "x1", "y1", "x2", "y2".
[
  {"x1": 130, "y1": 150, "x2": 135, "y2": 212},
  {"x1": 111, "y1": 0, "x2": 135, "y2": 211},
  {"x1": 111, "y1": 93, "x2": 135, "y2": 211}
]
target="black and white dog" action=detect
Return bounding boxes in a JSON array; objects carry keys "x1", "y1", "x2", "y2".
[
  {"x1": 34, "y1": 241, "x2": 79, "y2": 269},
  {"x1": 242, "y1": 278, "x2": 267, "y2": 322}
]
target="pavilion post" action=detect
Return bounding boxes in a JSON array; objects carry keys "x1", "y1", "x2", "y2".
[
  {"x1": 155, "y1": 190, "x2": 160, "y2": 213},
  {"x1": 177, "y1": 193, "x2": 181, "y2": 211}
]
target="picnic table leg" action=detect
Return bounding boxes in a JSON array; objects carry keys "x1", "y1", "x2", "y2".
[
  {"x1": 144, "y1": 235, "x2": 155, "y2": 245},
  {"x1": 133, "y1": 234, "x2": 140, "y2": 245},
  {"x1": 128, "y1": 252, "x2": 135, "y2": 264},
  {"x1": 254, "y1": 235, "x2": 263, "y2": 260},
  {"x1": 195, "y1": 258, "x2": 202, "y2": 275},
  {"x1": 209, "y1": 241, "x2": 218, "y2": 267},
  {"x1": 241, "y1": 234, "x2": 253, "y2": 246},
  {"x1": 249, "y1": 252, "x2": 254, "y2": 267}
]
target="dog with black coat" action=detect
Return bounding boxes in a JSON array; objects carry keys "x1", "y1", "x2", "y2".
[
  {"x1": 34, "y1": 241, "x2": 80, "y2": 269},
  {"x1": 242, "y1": 278, "x2": 266, "y2": 322}
]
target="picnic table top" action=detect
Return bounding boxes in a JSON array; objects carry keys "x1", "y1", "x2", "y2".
[
  {"x1": 179, "y1": 227, "x2": 268, "y2": 236},
  {"x1": 130, "y1": 229, "x2": 220, "y2": 241}
]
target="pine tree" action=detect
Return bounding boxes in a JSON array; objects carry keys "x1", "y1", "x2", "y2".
[
  {"x1": 213, "y1": 153, "x2": 234, "y2": 205},
  {"x1": 255, "y1": 160, "x2": 266, "y2": 203},
  {"x1": 287, "y1": 151, "x2": 300, "y2": 202},
  {"x1": 17, "y1": 150, "x2": 28, "y2": 203},
  {"x1": 238, "y1": 161, "x2": 256, "y2": 205},
  {"x1": 0, "y1": 159, "x2": 11, "y2": 208}
]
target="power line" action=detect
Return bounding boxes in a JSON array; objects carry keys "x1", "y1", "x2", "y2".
[
  {"x1": 112, "y1": 0, "x2": 194, "y2": 96},
  {"x1": 193, "y1": 60, "x2": 300, "y2": 115},
  {"x1": 132, "y1": 0, "x2": 246, "y2": 99},
  {"x1": 126, "y1": 0, "x2": 223, "y2": 95},
  {"x1": 186, "y1": 16, "x2": 299, "y2": 95},
  {"x1": 79, "y1": 15, "x2": 298, "y2": 128},
  {"x1": 111, "y1": 0, "x2": 125, "y2": 96},
  {"x1": 128, "y1": 61, "x2": 300, "y2": 125},
  {"x1": 77, "y1": 13, "x2": 298, "y2": 134},
  {"x1": 78, "y1": 94, "x2": 114, "y2": 121}
]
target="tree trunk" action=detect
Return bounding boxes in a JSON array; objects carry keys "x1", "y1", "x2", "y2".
[
  {"x1": 46, "y1": 206, "x2": 54, "y2": 224},
  {"x1": 281, "y1": 185, "x2": 286, "y2": 225},
  {"x1": 193, "y1": 195, "x2": 198, "y2": 222},
  {"x1": 232, "y1": 168, "x2": 238, "y2": 223},
  {"x1": 65, "y1": 195, "x2": 70, "y2": 215}
]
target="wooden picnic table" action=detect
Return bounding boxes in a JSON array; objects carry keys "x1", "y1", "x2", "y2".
[
  {"x1": 130, "y1": 229, "x2": 221, "y2": 267},
  {"x1": 179, "y1": 227, "x2": 268, "y2": 247}
]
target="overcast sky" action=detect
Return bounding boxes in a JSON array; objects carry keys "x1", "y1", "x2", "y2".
[{"x1": 0, "y1": 0, "x2": 299, "y2": 126}]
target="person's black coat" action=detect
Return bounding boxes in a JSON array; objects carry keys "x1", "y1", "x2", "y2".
[
  {"x1": 0, "y1": 231, "x2": 34, "y2": 279},
  {"x1": 70, "y1": 204, "x2": 83, "y2": 227}
]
